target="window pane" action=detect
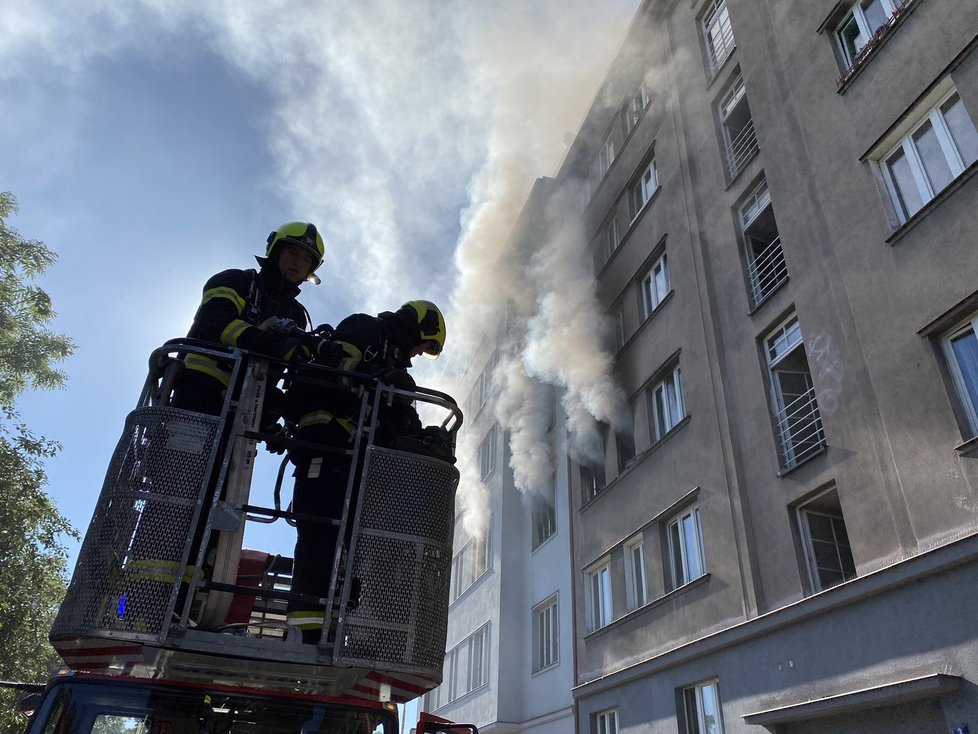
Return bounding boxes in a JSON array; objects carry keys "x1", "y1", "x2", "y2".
[
  {"x1": 885, "y1": 146, "x2": 925, "y2": 219},
  {"x1": 950, "y1": 326, "x2": 978, "y2": 422},
  {"x1": 941, "y1": 94, "x2": 978, "y2": 168},
  {"x1": 654, "y1": 256, "x2": 669, "y2": 301},
  {"x1": 838, "y1": 12, "x2": 864, "y2": 63},
  {"x1": 669, "y1": 521, "x2": 684, "y2": 585},
  {"x1": 683, "y1": 512, "x2": 703, "y2": 579},
  {"x1": 913, "y1": 119, "x2": 955, "y2": 193},
  {"x1": 860, "y1": 0, "x2": 890, "y2": 35},
  {"x1": 700, "y1": 682, "x2": 722, "y2": 734},
  {"x1": 684, "y1": 689, "x2": 702, "y2": 734}
]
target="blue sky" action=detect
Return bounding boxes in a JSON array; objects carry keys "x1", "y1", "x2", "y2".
[{"x1": 1, "y1": 1, "x2": 640, "y2": 568}]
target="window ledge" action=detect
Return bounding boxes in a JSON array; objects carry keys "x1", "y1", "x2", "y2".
[
  {"x1": 448, "y1": 567, "x2": 492, "y2": 609},
  {"x1": 885, "y1": 158, "x2": 978, "y2": 246},
  {"x1": 583, "y1": 574, "x2": 711, "y2": 641},
  {"x1": 837, "y1": 0, "x2": 921, "y2": 94},
  {"x1": 744, "y1": 673, "x2": 961, "y2": 726},
  {"x1": 531, "y1": 531, "x2": 557, "y2": 554},
  {"x1": 531, "y1": 661, "x2": 560, "y2": 678},
  {"x1": 777, "y1": 443, "x2": 828, "y2": 478},
  {"x1": 954, "y1": 434, "x2": 978, "y2": 457}
]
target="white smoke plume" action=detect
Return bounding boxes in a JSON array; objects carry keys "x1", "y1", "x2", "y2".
[{"x1": 0, "y1": 0, "x2": 639, "y2": 538}]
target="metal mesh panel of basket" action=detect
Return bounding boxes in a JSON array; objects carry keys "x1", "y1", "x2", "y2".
[
  {"x1": 358, "y1": 448, "x2": 458, "y2": 539},
  {"x1": 51, "y1": 407, "x2": 220, "y2": 643},
  {"x1": 338, "y1": 447, "x2": 456, "y2": 671}
]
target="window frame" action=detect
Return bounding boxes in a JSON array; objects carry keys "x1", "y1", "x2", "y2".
[
  {"x1": 450, "y1": 517, "x2": 491, "y2": 601},
  {"x1": 667, "y1": 505, "x2": 706, "y2": 590},
  {"x1": 879, "y1": 88, "x2": 978, "y2": 224},
  {"x1": 624, "y1": 83, "x2": 651, "y2": 134},
  {"x1": 682, "y1": 680, "x2": 725, "y2": 734},
  {"x1": 702, "y1": 0, "x2": 735, "y2": 76},
  {"x1": 531, "y1": 479, "x2": 558, "y2": 550},
  {"x1": 835, "y1": 0, "x2": 899, "y2": 68},
  {"x1": 640, "y1": 252, "x2": 670, "y2": 320},
  {"x1": 649, "y1": 366, "x2": 686, "y2": 442},
  {"x1": 764, "y1": 313, "x2": 826, "y2": 470},
  {"x1": 596, "y1": 709, "x2": 619, "y2": 734},
  {"x1": 623, "y1": 535, "x2": 648, "y2": 610},
  {"x1": 479, "y1": 425, "x2": 497, "y2": 480},
  {"x1": 798, "y1": 507, "x2": 856, "y2": 592},
  {"x1": 629, "y1": 158, "x2": 659, "y2": 222},
  {"x1": 585, "y1": 561, "x2": 613, "y2": 632},
  {"x1": 941, "y1": 312, "x2": 978, "y2": 437},
  {"x1": 531, "y1": 595, "x2": 559, "y2": 673},
  {"x1": 581, "y1": 462, "x2": 606, "y2": 502}
]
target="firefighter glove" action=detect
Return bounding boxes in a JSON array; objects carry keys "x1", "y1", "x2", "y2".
[{"x1": 280, "y1": 337, "x2": 313, "y2": 363}]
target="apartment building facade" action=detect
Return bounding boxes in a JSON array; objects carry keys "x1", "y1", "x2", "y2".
[{"x1": 556, "y1": 1, "x2": 978, "y2": 733}]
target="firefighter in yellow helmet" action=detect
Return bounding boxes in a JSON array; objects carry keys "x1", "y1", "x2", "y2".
[
  {"x1": 283, "y1": 300, "x2": 447, "y2": 643},
  {"x1": 171, "y1": 222, "x2": 325, "y2": 415},
  {"x1": 139, "y1": 223, "x2": 324, "y2": 626}
]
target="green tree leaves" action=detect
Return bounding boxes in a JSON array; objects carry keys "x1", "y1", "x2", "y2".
[{"x1": 0, "y1": 192, "x2": 78, "y2": 733}]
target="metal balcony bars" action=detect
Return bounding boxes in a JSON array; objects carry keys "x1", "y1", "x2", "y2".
[
  {"x1": 725, "y1": 115, "x2": 759, "y2": 179},
  {"x1": 775, "y1": 384, "x2": 826, "y2": 470},
  {"x1": 746, "y1": 234, "x2": 788, "y2": 308}
]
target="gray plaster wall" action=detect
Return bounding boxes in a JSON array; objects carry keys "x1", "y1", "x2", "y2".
[{"x1": 561, "y1": 0, "x2": 978, "y2": 727}]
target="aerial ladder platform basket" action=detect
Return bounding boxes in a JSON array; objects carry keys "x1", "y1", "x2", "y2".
[{"x1": 50, "y1": 340, "x2": 462, "y2": 703}]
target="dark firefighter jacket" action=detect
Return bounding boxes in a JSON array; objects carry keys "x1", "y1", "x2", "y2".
[
  {"x1": 287, "y1": 312, "x2": 422, "y2": 454},
  {"x1": 183, "y1": 267, "x2": 309, "y2": 386}
]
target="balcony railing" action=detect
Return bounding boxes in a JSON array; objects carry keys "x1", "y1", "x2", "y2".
[
  {"x1": 725, "y1": 116, "x2": 759, "y2": 179},
  {"x1": 746, "y1": 235, "x2": 788, "y2": 308},
  {"x1": 775, "y1": 385, "x2": 826, "y2": 470}
]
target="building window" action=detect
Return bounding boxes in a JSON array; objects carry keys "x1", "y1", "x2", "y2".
[
  {"x1": 430, "y1": 624, "x2": 490, "y2": 708},
  {"x1": 836, "y1": 0, "x2": 902, "y2": 69},
  {"x1": 477, "y1": 350, "x2": 497, "y2": 410},
  {"x1": 479, "y1": 425, "x2": 497, "y2": 480},
  {"x1": 942, "y1": 312, "x2": 978, "y2": 437},
  {"x1": 451, "y1": 519, "x2": 491, "y2": 601},
  {"x1": 532, "y1": 595, "x2": 558, "y2": 672},
  {"x1": 797, "y1": 489, "x2": 856, "y2": 592},
  {"x1": 446, "y1": 624, "x2": 489, "y2": 703},
  {"x1": 629, "y1": 158, "x2": 659, "y2": 222},
  {"x1": 880, "y1": 89, "x2": 978, "y2": 224},
  {"x1": 606, "y1": 217, "x2": 620, "y2": 261},
  {"x1": 640, "y1": 252, "x2": 670, "y2": 319},
  {"x1": 596, "y1": 709, "x2": 619, "y2": 734},
  {"x1": 649, "y1": 366, "x2": 686, "y2": 442},
  {"x1": 616, "y1": 428, "x2": 636, "y2": 474},
  {"x1": 531, "y1": 479, "x2": 557, "y2": 550},
  {"x1": 667, "y1": 505, "x2": 706, "y2": 589},
  {"x1": 624, "y1": 535, "x2": 648, "y2": 609},
  {"x1": 625, "y1": 83, "x2": 651, "y2": 134},
  {"x1": 682, "y1": 680, "x2": 725, "y2": 734},
  {"x1": 703, "y1": 0, "x2": 735, "y2": 76},
  {"x1": 610, "y1": 303, "x2": 625, "y2": 353},
  {"x1": 718, "y1": 72, "x2": 758, "y2": 180},
  {"x1": 581, "y1": 462, "x2": 606, "y2": 502},
  {"x1": 739, "y1": 178, "x2": 787, "y2": 309},
  {"x1": 586, "y1": 561, "x2": 613, "y2": 631},
  {"x1": 765, "y1": 315, "x2": 826, "y2": 470}
]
